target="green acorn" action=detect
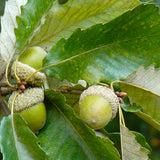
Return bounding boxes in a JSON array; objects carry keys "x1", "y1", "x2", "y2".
[
  {"x1": 79, "y1": 85, "x2": 119, "y2": 130},
  {"x1": 11, "y1": 46, "x2": 47, "y2": 87},
  {"x1": 19, "y1": 46, "x2": 47, "y2": 69},
  {"x1": 8, "y1": 88, "x2": 46, "y2": 132}
]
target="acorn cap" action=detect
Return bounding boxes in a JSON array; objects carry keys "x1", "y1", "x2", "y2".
[
  {"x1": 8, "y1": 88, "x2": 44, "y2": 112},
  {"x1": 11, "y1": 61, "x2": 46, "y2": 87},
  {"x1": 79, "y1": 85, "x2": 119, "y2": 119}
]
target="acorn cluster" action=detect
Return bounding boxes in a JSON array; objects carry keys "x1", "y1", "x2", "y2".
[
  {"x1": 8, "y1": 46, "x2": 125, "y2": 133},
  {"x1": 8, "y1": 46, "x2": 47, "y2": 133}
]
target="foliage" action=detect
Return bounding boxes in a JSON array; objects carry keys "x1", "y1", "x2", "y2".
[{"x1": 0, "y1": 0, "x2": 160, "y2": 159}]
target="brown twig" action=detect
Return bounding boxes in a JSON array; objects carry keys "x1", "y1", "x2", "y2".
[
  {"x1": 54, "y1": 89, "x2": 82, "y2": 95},
  {"x1": 0, "y1": 97, "x2": 10, "y2": 116},
  {"x1": 0, "y1": 87, "x2": 16, "y2": 96},
  {"x1": 0, "y1": 87, "x2": 83, "y2": 96},
  {"x1": 0, "y1": 83, "x2": 11, "y2": 87},
  {"x1": 0, "y1": 82, "x2": 17, "y2": 87},
  {"x1": 0, "y1": 82, "x2": 17, "y2": 96}
]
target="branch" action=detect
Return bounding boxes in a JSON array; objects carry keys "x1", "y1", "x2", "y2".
[
  {"x1": 0, "y1": 82, "x2": 17, "y2": 87},
  {"x1": 0, "y1": 82, "x2": 17, "y2": 96},
  {"x1": 0, "y1": 87, "x2": 82, "y2": 96},
  {"x1": 0, "y1": 87, "x2": 16, "y2": 96},
  {"x1": 54, "y1": 88, "x2": 82, "y2": 95}
]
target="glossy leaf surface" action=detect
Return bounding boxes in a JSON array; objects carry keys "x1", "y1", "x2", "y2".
[
  {"x1": 44, "y1": 4, "x2": 160, "y2": 84},
  {"x1": 38, "y1": 90, "x2": 120, "y2": 160},
  {"x1": 0, "y1": 115, "x2": 47, "y2": 160},
  {"x1": 15, "y1": 0, "x2": 142, "y2": 54}
]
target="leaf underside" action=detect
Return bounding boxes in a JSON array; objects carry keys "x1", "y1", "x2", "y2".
[
  {"x1": 15, "y1": 0, "x2": 142, "y2": 55},
  {"x1": 120, "y1": 124, "x2": 150, "y2": 160},
  {"x1": 124, "y1": 65, "x2": 160, "y2": 95},
  {"x1": 120, "y1": 65, "x2": 160, "y2": 131},
  {"x1": 0, "y1": 0, "x2": 27, "y2": 62}
]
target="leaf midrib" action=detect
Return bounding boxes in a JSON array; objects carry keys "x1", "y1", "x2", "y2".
[
  {"x1": 31, "y1": 0, "x2": 139, "y2": 47},
  {"x1": 51, "y1": 101, "x2": 96, "y2": 160},
  {"x1": 43, "y1": 33, "x2": 160, "y2": 69}
]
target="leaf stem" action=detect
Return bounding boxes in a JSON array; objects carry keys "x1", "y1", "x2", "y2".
[
  {"x1": 13, "y1": 56, "x2": 21, "y2": 82},
  {"x1": 119, "y1": 104, "x2": 125, "y2": 127},
  {"x1": 5, "y1": 48, "x2": 17, "y2": 88},
  {"x1": 111, "y1": 80, "x2": 126, "y2": 126},
  {"x1": 11, "y1": 92, "x2": 20, "y2": 115}
]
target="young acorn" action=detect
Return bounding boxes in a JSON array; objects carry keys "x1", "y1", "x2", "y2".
[
  {"x1": 8, "y1": 88, "x2": 46, "y2": 133},
  {"x1": 19, "y1": 46, "x2": 47, "y2": 69},
  {"x1": 79, "y1": 85, "x2": 119, "y2": 130},
  {"x1": 11, "y1": 46, "x2": 47, "y2": 87}
]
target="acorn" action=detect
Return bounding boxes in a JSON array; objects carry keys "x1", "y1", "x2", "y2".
[
  {"x1": 11, "y1": 61, "x2": 46, "y2": 87},
  {"x1": 79, "y1": 85, "x2": 119, "y2": 130},
  {"x1": 19, "y1": 46, "x2": 47, "y2": 70},
  {"x1": 8, "y1": 88, "x2": 46, "y2": 132},
  {"x1": 11, "y1": 46, "x2": 47, "y2": 87}
]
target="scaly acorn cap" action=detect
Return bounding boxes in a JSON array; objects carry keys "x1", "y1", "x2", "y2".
[
  {"x1": 8, "y1": 88, "x2": 44, "y2": 113},
  {"x1": 79, "y1": 85, "x2": 119, "y2": 119},
  {"x1": 11, "y1": 61, "x2": 46, "y2": 87}
]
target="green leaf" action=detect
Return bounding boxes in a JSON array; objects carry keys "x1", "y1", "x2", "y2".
[
  {"x1": 0, "y1": 0, "x2": 5, "y2": 16},
  {"x1": 120, "y1": 124, "x2": 151, "y2": 160},
  {"x1": 58, "y1": 0, "x2": 68, "y2": 5},
  {"x1": 131, "y1": 131, "x2": 152, "y2": 153},
  {"x1": 15, "y1": 0, "x2": 143, "y2": 54},
  {"x1": 0, "y1": 0, "x2": 5, "y2": 31},
  {"x1": 15, "y1": 0, "x2": 55, "y2": 54},
  {"x1": 106, "y1": 132, "x2": 121, "y2": 154},
  {"x1": 38, "y1": 90, "x2": 120, "y2": 160},
  {"x1": 0, "y1": 115, "x2": 47, "y2": 160},
  {"x1": 29, "y1": 0, "x2": 143, "y2": 50},
  {"x1": 121, "y1": 104, "x2": 160, "y2": 131},
  {"x1": 106, "y1": 130, "x2": 152, "y2": 157},
  {"x1": 43, "y1": 4, "x2": 160, "y2": 84},
  {"x1": 119, "y1": 65, "x2": 160, "y2": 131},
  {"x1": 151, "y1": 0, "x2": 160, "y2": 12}
]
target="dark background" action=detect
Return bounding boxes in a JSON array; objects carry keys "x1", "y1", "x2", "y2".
[{"x1": 0, "y1": 0, "x2": 6, "y2": 31}]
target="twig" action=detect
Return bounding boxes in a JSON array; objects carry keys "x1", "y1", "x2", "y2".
[
  {"x1": 0, "y1": 82, "x2": 17, "y2": 96},
  {"x1": 0, "y1": 82, "x2": 17, "y2": 87},
  {"x1": 54, "y1": 89, "x2": 82, "y2": 95},
  {"x1": 0, "y1": 87, "x2": 83, "y2": 96},
  {"x1": 0, "y1": 97, "x2": 10, "y2": 116},
  {"x1": 0, "y1": 87, "x2": 16, "y2": 96}
]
